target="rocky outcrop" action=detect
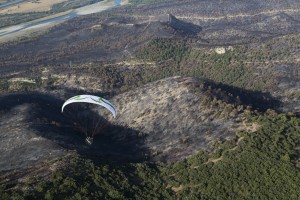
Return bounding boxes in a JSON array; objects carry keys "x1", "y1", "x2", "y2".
[{"x1": 167, "y1": 14, "x2": 202, "y2": 36}]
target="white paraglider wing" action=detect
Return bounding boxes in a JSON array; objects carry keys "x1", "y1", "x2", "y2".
[{"x1": 61, "y1": 95, "x2": 116, "y2": 118}]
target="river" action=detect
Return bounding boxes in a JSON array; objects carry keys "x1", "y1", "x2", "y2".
[{"x1": 0, "y1": 0, "x2": 126, "y2": 39}]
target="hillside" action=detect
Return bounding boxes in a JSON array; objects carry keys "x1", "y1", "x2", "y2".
[
  {"x1": 0, "y1": 76, "x2": 254, "y2": 176},
  {"x1": 113, "y1": 76, "x2": 252, "y2": 162},
  {"x1": 0, "y1": 0, "x2": 300, "y2": 199},
  {"x1": 2, "y1": 104, "x2": 300, "y2": 199}
]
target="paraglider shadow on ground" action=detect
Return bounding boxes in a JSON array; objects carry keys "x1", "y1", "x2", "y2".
[{"x1": 0, "y1": 92, "x2": 149, "y2": 164}]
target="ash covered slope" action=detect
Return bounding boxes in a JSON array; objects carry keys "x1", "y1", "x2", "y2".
[
  {"x1": 111, "y1": 76, "x2": 250, "y2": 162},
  {"x1": 0, "y1": 93, "x2": 148, "y2": 174},
  {"x1": 2, "y1": 0, "x2": 300, "y2": 71},
  {"x1": 0, "y1": 14, "x2": 181, "y2": 72},
  {"x1": 0, "y1": 76, "x2": 255, "y2": 174},
  {"x1": 0, "y1": 94, "x2": 66, "y2": 172},
  {"x1": 127, "y1": 0, "x2": 300, "y2": 44}
]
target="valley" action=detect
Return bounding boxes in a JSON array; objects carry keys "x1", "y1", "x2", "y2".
[{"x1": 0, "y1": 0, "x2": 300, "y2": 199}]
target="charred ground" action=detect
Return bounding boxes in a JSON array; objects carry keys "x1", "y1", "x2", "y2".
[{"x1": 0, "y1": 0, "x2": 300, "y2": 197}]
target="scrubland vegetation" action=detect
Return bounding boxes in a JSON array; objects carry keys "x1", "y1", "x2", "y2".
[
  {"x1": 0, "y1": 36, "x2": 290, "y2": 92},
  {"x1": 1, "y1": 113, "x2": 300, "y2": 199},
  {"x1": 1, "y1": 0, "x2": 300, "y2": 199},
  {"x1": 136, "y1": 37, "x2": 300, "y2": 92}
]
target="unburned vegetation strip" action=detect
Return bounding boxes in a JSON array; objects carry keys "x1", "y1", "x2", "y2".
[{"x1": 1, "y1": 113, "x2": 300, "y2": 199}]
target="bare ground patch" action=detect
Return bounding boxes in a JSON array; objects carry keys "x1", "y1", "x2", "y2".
[{"x1": 172, "y1": 184, "x2": 184, "y2": 193}]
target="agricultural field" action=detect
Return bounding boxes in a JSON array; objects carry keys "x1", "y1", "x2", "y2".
[{"x1": 0, "y1": 0, "x2": 68, "y2": 14}]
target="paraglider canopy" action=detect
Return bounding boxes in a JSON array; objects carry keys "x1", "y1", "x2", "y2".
[
  {"x1": 62, "y1": 95, "x2": 116, "y2": 118},
  {"x1": 61, "y1": 95, "x2": 117, "y2": 145}
]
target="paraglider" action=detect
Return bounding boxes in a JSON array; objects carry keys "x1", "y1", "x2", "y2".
[{"x1": 62, "y1": 95, "x2": 116, "y2": 145}]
